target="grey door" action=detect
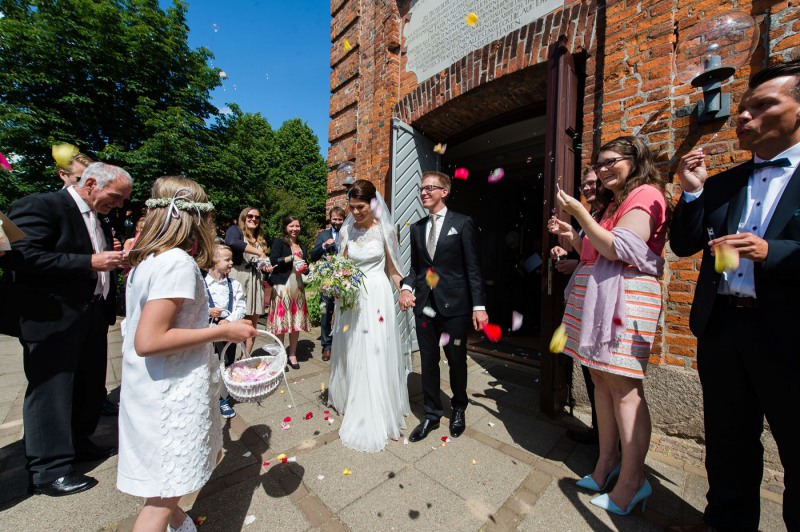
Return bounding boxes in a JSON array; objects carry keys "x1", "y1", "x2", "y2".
[{"x1": 389, "y1": 118, "x2": 440, "y2": 360}]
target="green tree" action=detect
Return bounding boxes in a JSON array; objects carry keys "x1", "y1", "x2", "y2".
[
  {"x1": 0, "y1": 0, "x2": 221, "y2": 206},
  {"x1": 269, "y1": 118, "x2": 329, "y2": 227}
]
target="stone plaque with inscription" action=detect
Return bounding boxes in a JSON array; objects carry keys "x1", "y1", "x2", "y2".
[{"x1": 404, "y1": 0, "x2": 562, "y2": 83}]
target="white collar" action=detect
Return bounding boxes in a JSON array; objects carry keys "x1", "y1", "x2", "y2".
[
  {"x1": 429, "y1": 206, "x2": 448, "y2": 219},
  {"x1": 67, "y1": 185, "x2": 92, "y2": 215}
]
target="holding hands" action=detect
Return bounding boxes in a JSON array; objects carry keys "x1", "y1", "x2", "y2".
[{"x1": 399, "y1": 290, "x2": 416, "y2": 311}]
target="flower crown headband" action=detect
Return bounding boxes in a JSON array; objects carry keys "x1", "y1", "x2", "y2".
[{"x1": 146, "y1": 188, "x2": 214, "y2": 239}]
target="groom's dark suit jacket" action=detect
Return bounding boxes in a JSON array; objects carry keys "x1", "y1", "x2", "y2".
[
  {"x1": 403, "y1": 209, "x2": 486, "y2": 317},
  {"x1": 670, "y1": 162, "x2": 800, "y2": 338}
]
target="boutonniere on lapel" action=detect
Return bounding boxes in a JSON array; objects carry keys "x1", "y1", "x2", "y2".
[{"x1": 447, "y1": 227, "x2": 458, "y2": 236}]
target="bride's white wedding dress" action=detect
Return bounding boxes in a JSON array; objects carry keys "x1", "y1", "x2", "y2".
[{"x1": 327, "y1": 223, "x2": 410, "y2": 452}]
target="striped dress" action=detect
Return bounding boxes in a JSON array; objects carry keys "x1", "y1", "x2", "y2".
[{"x1": 562, "y1": 185, "x2": 667, "y2": 379}]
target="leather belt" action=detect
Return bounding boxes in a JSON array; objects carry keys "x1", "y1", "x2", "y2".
[{"x1": 721, "y1": 295, "x2": 758, "y2": 309}]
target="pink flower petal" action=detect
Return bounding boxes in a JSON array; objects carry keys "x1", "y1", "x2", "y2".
[
  {"x1": 439, "y1": 333, "x2": 450, "y2": 347},
  {"x1": 488, "y1": 167, "x2": 505, "y2": 183},
  {"x1": 511, "y1": 311, "x2": 524, "y2": 331},
  {"x1": 454, "y1": 167, "x2": 469, "y2": 180}
]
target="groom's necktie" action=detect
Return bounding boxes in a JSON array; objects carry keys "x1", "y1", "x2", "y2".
[{"x1": 427, "y1": 213, "x2": 440, "y2": 259}]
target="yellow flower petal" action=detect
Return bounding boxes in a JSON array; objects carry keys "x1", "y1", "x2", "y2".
[
  {"x1": 425, "y1": 268, "x2": 440, "y2": 289},
  {"x1": 466, "y1": 12, "x2": 478, "y2": 26},
  {"x1": 714, "y1": 243, "x2": 740, "y2": 274},
  {"x1": 343, "y1": 39, "x2": 353, "y2": 51},
  {"x1": 471, "y1": 459, "x2": 477, "y2": 465},
  {"x1": 549, "y1": 324, "x2": 567, "y2": 353},
  {"x1": 52, "y1": 143, "x2": 78, "y2": 169},
  {"x1": 276, "y1": 453, "x2": 286, "y2": 461},
  {"x1": 342, "y1": 468, "x2": 352, "y2": 475}
]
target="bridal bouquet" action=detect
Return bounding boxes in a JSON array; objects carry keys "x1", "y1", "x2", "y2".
[{"x1": 306, "y1": 255, "x2": 366, "y2": 310}]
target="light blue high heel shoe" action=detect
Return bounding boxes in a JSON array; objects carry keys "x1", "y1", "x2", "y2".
[
  {"x1": 590, "y1": 478, "x2": 652, "y2": 515},
  {"x1": 576, "y1": 462, "x2": 621, "y2": 492}
]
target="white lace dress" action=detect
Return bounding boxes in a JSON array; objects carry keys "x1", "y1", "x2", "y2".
[
  {"x1": 117, "y1": 248, "x2": 222, "y2": 497},
  {"x1": 327, "y1": 224, "x2": 410, "y2": 452}
]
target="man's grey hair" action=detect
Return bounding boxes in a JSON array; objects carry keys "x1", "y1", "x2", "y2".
[{"x1": 78, "y1": 162, "x2": 133, "y2": 190}]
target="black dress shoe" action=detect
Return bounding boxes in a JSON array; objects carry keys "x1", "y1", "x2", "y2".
[
  {"x1": 408, "y1": 418, "x2": 440, "y2": 442},
  {"x1": 75, "y1": 441, "x2": 118, "y2": 462},
  {"x1": 449, "y1": 409, "x2": 466, "y2": 438},
  {"x1": 567, "y1": 427, "x2": 599, "y2": 445},
  {"x1": 29, "y1": 472, "x2": 98, "y2": 497}
]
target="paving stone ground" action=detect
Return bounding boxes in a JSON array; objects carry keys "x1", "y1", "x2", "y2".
[{"x1": 0, "y1": 323, "x2": 786, "y2": 531}]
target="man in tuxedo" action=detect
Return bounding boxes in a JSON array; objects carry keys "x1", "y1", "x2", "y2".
[
  {"x1": 400, "y1": 171, "x2": 488, "y2": 441},
  {"x1": 0, "y1": 162, "x2": 131, "y2": 496},
  {"x1": 670, "y1": 60, "x2": 800, "y2": 531},
  {"x1": 310, "y1": 206, "x2": 345, "y2": 361}
]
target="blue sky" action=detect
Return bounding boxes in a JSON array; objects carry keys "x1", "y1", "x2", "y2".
[{"x1": 162, "y1": 0, "x2": 332, "y2": 156}]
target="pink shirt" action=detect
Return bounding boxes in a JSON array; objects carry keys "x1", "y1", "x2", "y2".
[{"x1": 580, "y1": 184, "x2": 667, "y2": 262}]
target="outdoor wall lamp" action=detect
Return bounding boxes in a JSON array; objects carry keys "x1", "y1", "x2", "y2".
[
  {"x1": 337, "y1": 161, "x2": 355, "y2": 189},
  {"x1": 675, "y1": 13, "x2": 759, "y2": 123}
]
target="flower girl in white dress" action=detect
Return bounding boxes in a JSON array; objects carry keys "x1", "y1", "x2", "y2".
[{"x1": 118, "y1": 176, "x2": 257, "y2": 531}]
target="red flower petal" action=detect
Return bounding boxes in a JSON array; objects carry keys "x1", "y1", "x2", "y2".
[
  {"x1": 324, "y1": 416, "x2": 330, "y2": 421},
  {"x1": 324, "y1": 410, "x2": 330, "y2": 414},
  {"x1": 613, "y1": 317, "x2": 623, "y2": 326},
  {"x1": 379, "y1": 316, "x2": 385, "y2": 323},
  {"x1": 281, "y1": 457, "x2": 288, "y2": 463},
  {"x1": 283, "y1": 417, "x2": 292, "y2": 423},
  {"x1": 483, "y1": 323, "x2": 502, "y2": 343},
  {"x1": 441, "y1": 436, "x2": 448, "y2": 442},
  {"x1": 454, "y1": 167, "x2": 469, "y2": 180},
  {"x1": 305, "y1": 412, "x2": 314, "y2": 420},
  {"x1": 262, "y1": 461, "x2": 270, "y2": 466}
]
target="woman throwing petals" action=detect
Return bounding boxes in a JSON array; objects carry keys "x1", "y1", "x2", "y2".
[{"x1": 549, "y1": 136, "x2": 670, "y2": 516}]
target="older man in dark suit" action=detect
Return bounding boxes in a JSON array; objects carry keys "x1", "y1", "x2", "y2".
[
  {"x1": 0, "y1": 162, "x2": 131, "y2": 497},
  {"x1": 310, "y1": 206, "x2": 346, "y2": 361},
  {"x1": 670, "y1": 60, "x2": 800, "y2": 531},
  {"x1": 400, "y1": 170, "x2": 489, "y2": 442}
]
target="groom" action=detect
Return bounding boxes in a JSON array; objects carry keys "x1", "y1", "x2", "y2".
[{"x1": 400, "y1": 171, "x2": 488, "y2": 441}]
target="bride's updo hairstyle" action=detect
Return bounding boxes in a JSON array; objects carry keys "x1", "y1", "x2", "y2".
[{"x1": 347, "y1": 179, "x2": 377, "y2": 203}]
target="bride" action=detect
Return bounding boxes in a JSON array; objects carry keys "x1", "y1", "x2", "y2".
[{"x1": 327, "y1": 179, "x2": 410, "y2": 452}]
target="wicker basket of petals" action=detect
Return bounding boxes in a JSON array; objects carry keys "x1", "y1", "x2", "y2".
[{"x1": 220, "y1": 330, "x2": 288, "y2": 403}]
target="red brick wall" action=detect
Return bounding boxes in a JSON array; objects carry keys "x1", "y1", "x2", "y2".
[{"x1": 328, "y1": 0, "x2": 800, "y2": 368}]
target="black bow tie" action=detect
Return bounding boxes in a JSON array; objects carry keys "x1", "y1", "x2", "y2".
[{"x1": 745, "y1": 158, "x2": 791, "y2": 170}]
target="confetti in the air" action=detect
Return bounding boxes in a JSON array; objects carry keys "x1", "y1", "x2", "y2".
[
  {"x1": 549, "y1": 324, "x2": 567, "y2": 353},
  {"x1": 439, "y1": 333, "x2": 450, "y2": 347},
  {"x1": 714, "y1": 243, "x2": 739, "y2": 274},
  {"x1": 454, "y1": 167, "x2": 469, "y2": 180},
  {"x1": 370, "y1": 197, "x2": 384, "y2": 218},
  {"x1": 343, "y1": 324, "x2": 350, "y2": 332},
  {"x1": 433, "y1": 143, "x2": 447, "y2": 154},
  {"x1": 0, "y1": 152, "x2": 13, "y2": 172},
  {"x1": 52, "y1": 143, "x2": 78, "y2": 169},
  {"x1": 219, "y1": 71, "x2": 227, "y2": 79},
  {"x1": 422, "y1": 307, "x2": 437, "y2": 318},
  {"x1": 425, "y1": 268, "x2": 440, "y2": 288},
  {"x1": 488, "y1": 168, "x2": 505, "y2": 183},
  {"x1": 344, "y1": 39, "x2": 353, "y2": 51},
  {"x1": 212, "y1": 24, "x2": 218, "y2": 32},
  {"x1": 483, "y1": 323, "x2": 502, "y2": 343},
  {"x1": 511, "y1": 311, "x2": 523, "y2": 331},
  {"x1": 194, "y1": 516, "x2": 207, "y2": 526},
  {"x1": 466, "y1": 12, "x2": 479, "y2": 26}
]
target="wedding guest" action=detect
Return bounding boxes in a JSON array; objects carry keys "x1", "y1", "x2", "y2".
[
  {"x1": 57, "y1": 152, "x2": 94, "y2": 188},
  {"x1": 310, "y1": 206, "x2": 346, "y2": 361},
  {"x1": 206, "y1": 244, "x2": 247, "y2": 419},
  {"x1": 119, "y1": 176, "x2": 257, "y2": 531},
  {"x1": 225, "y1": 207, "x2": 272, "y2": 353},
  {"x1": 550, "y1": 136, "x2": 669, "y2": 515},
  {"x1": 268, "y1": 215, "x2": 310, "y2": 370},
  {"x1": 549, "y1": 166, "x2": 603, "y2": 445},
  {"x1": 669, "y1": 60, "x2": 800, "y2": 532}
]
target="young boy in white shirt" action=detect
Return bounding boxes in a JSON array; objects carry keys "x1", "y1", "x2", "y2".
[{"x1": 206, "y1": 244, "x2": 247, "y2": 419}]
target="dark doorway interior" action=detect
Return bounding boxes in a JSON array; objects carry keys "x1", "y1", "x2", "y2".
[{"x1": 442, "y1": 116, "x2": 547, "y2": 362}]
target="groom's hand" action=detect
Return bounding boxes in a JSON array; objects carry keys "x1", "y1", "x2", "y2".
[
  {"x1": 472, "y1": 310, "x2": 489, "y2": 331},
  {"x1": 399, "y1": 290, "x2": 415, "y2": 310}
]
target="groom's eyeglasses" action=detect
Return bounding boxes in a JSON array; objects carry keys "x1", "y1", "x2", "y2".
[{"x1": 419, "y1": 185, "x2": 445, "y2": 194}]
